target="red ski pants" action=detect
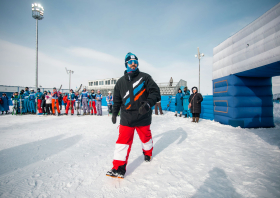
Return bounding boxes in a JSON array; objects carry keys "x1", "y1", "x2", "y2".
[
  {"x1": 37, "y1": 99, "x2": 42, "y2": 113},
  {"x1": 65, "y1": 100, "x2": 74, "y2": 114},
  {"x1": 89, "y1": 101, "x2": 97, "y2": 114},
  {"x1": 112, "y1": 125, "x2": 153, "y2": 170},
  {"x1": 52, "y1": 99, "x2": 60, "y2": 114}
]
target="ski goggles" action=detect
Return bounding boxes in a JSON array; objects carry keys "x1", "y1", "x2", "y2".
[{"x1": 126, "y1": 60, "x2": 138, "y2": 65}]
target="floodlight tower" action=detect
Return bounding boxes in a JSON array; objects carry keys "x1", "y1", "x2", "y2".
[
  {"x1": 32, "y1": 3, "x2": 44, "y2": 91},
  {"x1": 195, "y1": 47, "x2": 204, "y2": 92},
  {"x1": 65, "y1": 68, "x2": 74, "y2": 92}
]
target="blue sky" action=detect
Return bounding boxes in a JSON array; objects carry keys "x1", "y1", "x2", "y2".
[{"x1": 0, "y1": 0, "x2": 279, "y2": 94}]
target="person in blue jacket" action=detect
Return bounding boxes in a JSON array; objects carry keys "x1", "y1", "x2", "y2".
[
  {"x1": 1, "y1": 93, "x2": 9, "y2": 114},
  {"x1": 183, "y1": 87, "x2": 191, "y2": 118},
  {"x1": 81, "y1": 88, "x2": 90, "y2": 115},
  {"x1": 23, "y1": 87, "x2": 30, "y2": 114},
  {"x1": 19, "y1": 89, "x2": 25, "y2": 114},
  {"x1": 96, "y1": 90, "x2": 103, "y2": 116},
  {"x1": 106, "y1": 91, "x2": 113, "y2": 116},
  {"x1": 175, "y1": 88, "x2": 184, "y2": 117},
  {"x1": 29, "y1": 89, "x2": 36, "y2": 114},
  {"x1": 35, "y1": 88, "x2": 43, "y2": 115}
]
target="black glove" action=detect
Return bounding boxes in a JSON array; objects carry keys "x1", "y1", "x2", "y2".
[
  {"x1": 175, "y1": 103, "x2": 177, "y2": 106},
  {"x1": 112, "y1": 115, "x2": 117, "y2": 124},
  {"x1": 139, "y1": 101, "x2": 150, "y2": 115}
]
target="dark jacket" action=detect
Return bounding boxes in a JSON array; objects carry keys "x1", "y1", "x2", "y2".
[
  {"x1": 189, "y1": 87, "x2": 203, "y2": 114},
  {"x1": 58, "y1": 95, "x2": 63, "y2": 105},
  {"x1": 41, "y1": 93, "x2": 46, "y2": 107},
  {"x1": 113, "y1": 69, "x2": 161, "y2": 127}
]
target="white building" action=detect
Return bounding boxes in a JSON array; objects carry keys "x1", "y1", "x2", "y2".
[
  {"x1": 87, "y1": 78, "x2": 120, "y2": 95},
  {"x1": 87, "y1": 77, "x2": 186, "y2": 96}
]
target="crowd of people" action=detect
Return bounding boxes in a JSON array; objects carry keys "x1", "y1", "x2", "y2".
[
  {"x1": 1, "y1": 86, "x2": 203, "y2": 121},
  {"x1": 0, "y1": 87, "x2": 114, "y2": 116},
  {"x1": 173, "y1": 86, "x2": 203, "y2": 122}
]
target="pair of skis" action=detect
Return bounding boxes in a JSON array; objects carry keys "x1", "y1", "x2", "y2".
[{"x1": 76, "y1": 84, "x2": 82, "y2": 116}]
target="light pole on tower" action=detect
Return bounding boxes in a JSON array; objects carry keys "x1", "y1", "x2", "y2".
[
  {"x1": 31, "y1": 3, "x2": 44, "y2": 91},
  {"x1": 195, "y1": 47, "x2": 204, "y2": 92}
]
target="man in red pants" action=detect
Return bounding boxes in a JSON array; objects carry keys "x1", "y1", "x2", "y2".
[
  {"x1": 106, "y1": 52, "x2": 160, "y2": 179},
  {"x1": 89, "y1": 89, "x2": 97, "y2": 115},
  {"x1": 51, "y1": 87, "x2": 61, "y2": 116},
  {"x1": 65, "y1": 89, "x2": 75, "y2": 115}
]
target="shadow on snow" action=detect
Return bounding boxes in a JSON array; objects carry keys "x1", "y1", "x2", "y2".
[
  {"x1": 191, "y1": 167, "x2": 243, "y2": 198},
  {"x1": 0, "y1": 134, "x2": 82, "y2": 176},
  {"x1": 125, "y1": 127, "x2": 187, "y2": 176}
]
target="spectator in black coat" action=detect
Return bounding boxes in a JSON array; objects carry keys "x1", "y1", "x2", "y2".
[
  {"x1": 41, "y1": 91, "x2": 47, "y2": 115},
  {"x1": 189, "y1": 86, "x2": 203, "y2": 123},
  {"x1": 58, "y1": 94, "x2": 63, "y2": 110}
]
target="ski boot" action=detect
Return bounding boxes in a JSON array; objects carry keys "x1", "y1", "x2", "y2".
[
  {"x1": 184, "y1": 114, "x2": 188, "y2": 118},
  {"x1": 106, "y1": 169, "x2": 124, "y2": 179},
  {"x1": 179, "y1": 114, "x2": 182, "y2": 117},
  {"x1": 192, "y1": 117, "x2": 195, "y2": 122},
  {"x1": 83, "y1": 112, "x2": 86, "y2": 115},
  {"x1": 106, "y1": 165, "x2": 126, "y2": 179},
  {"x1": 144, "y1": 155, "x2": 151, "y2": 162},
  {"x1": 87, "y1": 112, "x2": 90, "y2": 115},
  {"x1": 64, "y1": 113, "x2": 68, "y2": 115},
  {"x1": 58, "y1": 113, "x2": 61, "y2": 116},
  {"x1": 71, "y1": 114, "x2": 74, "y2": 115},
  {"x1": 174, "y1": 113, "x2": 177, "y2": 117}
]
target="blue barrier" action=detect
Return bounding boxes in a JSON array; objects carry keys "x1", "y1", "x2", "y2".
[
  {"x1": 213, "y1": 75, "x2": 274, "y2": 128},
  {"x1": 159, "y1": 94, "x2": 214, "y2": 120}
]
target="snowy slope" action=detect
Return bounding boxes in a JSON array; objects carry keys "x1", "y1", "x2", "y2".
[{"x1": 0, "y1": 106, "x2": 280, "y2": 198}]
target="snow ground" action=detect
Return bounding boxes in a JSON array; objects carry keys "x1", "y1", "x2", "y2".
[{"x1": 0, "y1": 105, "x2": 280, "y2": 198}]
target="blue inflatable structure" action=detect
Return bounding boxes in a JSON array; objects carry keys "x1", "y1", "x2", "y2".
[{"x1": 212, "y1": 3, "x2": 280, "y2": 128}]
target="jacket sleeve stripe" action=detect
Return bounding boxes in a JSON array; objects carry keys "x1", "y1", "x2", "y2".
[
  {"x1": 126, "y1": 104, "x2": 131, "y2": 110},
  {"x1": 134, "y1": 88, "x2": 146, "y2": 101},
  {"x1": 133, "y1": 81, "x2": 145, "y2": 96},
  {"x1": 133, "y1": 77, "x2": 143, "y2": 88},
  {"x1": 124, "y1": 97, "x2": 130, "y2": 106},
  {"x1": 123, "y1": 90, "x2": 129, "y2": 99}
]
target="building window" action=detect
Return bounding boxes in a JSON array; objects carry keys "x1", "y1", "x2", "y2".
[
  {"x1": 94, "y1": 81, "x2": 98, "y2": 86},
  {"x1": 99, "y1": 81, "x2": 103, "y2": 85},
  {"x1": 107, "y1": 80, "x2": 110, "y2": 85}
]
